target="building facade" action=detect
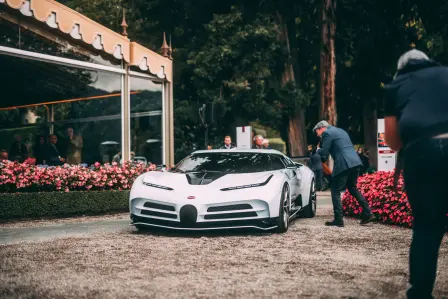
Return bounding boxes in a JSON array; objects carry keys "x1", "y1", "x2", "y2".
[{"x1": 0, "y1": 0, "x2": 174, "y2": 166}]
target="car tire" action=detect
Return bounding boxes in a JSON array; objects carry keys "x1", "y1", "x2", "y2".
[
  {"x1": 301, "y1": 179, "x2": 317, "y2": 218},
  {"x1": 275, "y1": 184, "x2": 290, "y2": 233}
]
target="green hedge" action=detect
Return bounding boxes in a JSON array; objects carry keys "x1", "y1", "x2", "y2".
[{"x1": 0, "y1": 190, "x2": 129, "y2": 220}]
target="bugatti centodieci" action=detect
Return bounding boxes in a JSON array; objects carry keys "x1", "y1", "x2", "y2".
[{"x1": 129, "y1": 149, "x2": 317, "y2": 233}]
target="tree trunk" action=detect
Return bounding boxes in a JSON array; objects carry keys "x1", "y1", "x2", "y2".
[
  {"x1": 319, "y1": 0, "x2": 337, "y2": 125},
  {"x1": 363, "y1": 98, "x2": 378, "y2": 169},
  {"x1": 288, "y1": 110, "x2": 308, "y2": 156},
  {"x1": 277, "y1": 10, "x2": 308, "y2": 157}
]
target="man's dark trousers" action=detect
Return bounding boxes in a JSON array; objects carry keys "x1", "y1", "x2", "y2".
[
  {"x1": 331, "y1": 166, "x2": 372, "y2": 221},
  {"x1": 314, "y1": 169, "x2": 323, "y2": 191},
  {"x1": 403, "y1": 138, "x2": 448, "y2": 299}
]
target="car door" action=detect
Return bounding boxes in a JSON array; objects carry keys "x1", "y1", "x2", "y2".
[{"x1": 280, "y1": 156, "x2": 301, "y2": 198}]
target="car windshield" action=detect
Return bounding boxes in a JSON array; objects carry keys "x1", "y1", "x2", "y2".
[{"x1": 170, "y1": 152, "x2": 283, "y2": 173}]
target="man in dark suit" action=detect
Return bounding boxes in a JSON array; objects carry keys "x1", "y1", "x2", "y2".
[
  {"x1": 46, "y1": 134, "x2": 66, "y2": 166},
  {"x1": 314, "y1": 120, "x2": 374, "y2": 227},
  {"x1": 220, "y1": 136, "x2": 235, "y2": 149}
]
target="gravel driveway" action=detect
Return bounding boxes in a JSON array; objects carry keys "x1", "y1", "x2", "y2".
[{"x1": 0, "y1": 193, "x2": 447, "y2": 299}]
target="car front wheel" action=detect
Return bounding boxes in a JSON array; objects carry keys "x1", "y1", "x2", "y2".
[
  {"x1": 301, "y1": 179, "x2": 317, "y2": 218},
  {"x1": 276, "y1": 184, "x2": 290, "y2": 233}
]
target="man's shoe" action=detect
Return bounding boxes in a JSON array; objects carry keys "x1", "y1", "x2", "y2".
[
  {"x1": 360, "y1": 214, "x2": 375, "y2": 225},
  {"x1": 325, "y1": 220, "x2": 344, "y2": 227}
]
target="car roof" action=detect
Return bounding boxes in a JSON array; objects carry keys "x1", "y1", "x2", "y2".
[{"x1": 192, "y1": 149, "x2": 285, "y2": 156}]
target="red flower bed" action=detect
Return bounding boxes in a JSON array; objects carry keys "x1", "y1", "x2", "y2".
[
  {"x1": 342, "y1": 171, "x2": 414, "y2": 227},
  {"x1": 0, "y1": 161, "x2": 155, "y2": 193},
  {"x1": 343, "y1": 171, "x2": 448, "y2": 228}
]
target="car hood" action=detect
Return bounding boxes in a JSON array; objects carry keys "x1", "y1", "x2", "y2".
[{"x1": 141, "y1": 171, "x2": 276, "y2": 189}]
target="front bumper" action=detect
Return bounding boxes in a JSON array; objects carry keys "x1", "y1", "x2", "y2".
[
  {"x1": 131, "y1": 213, "x2": 279, "y2": 231},
  {"x1": 130, "y1": 194, "x2": 276, "y2": 229}
]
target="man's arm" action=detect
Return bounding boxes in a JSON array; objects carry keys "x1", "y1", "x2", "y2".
[
  {"x1": 318, "y1": 131, "x2": 332, "y2": 162},
  {"x1": 70, "y1": 135, "x2": 83, "y2": 149}
]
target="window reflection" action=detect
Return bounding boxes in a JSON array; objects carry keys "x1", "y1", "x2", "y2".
[
  {"x1": 0, "y1": 54, "x2": 122, "y2": 165},
  {"x1": 130, "y1": 76, "x2": 163, "y2": 166},
  {"x1": 172, "y1": 153, "x2": 284, "y2": 173},
  {"x1": 0, "y1": 11, "x2": 122, "y2": 68}
]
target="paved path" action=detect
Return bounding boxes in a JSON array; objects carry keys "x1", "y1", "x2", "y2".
[{"x1": 0, "y1": 192, "x2": 332, "y2": 246}]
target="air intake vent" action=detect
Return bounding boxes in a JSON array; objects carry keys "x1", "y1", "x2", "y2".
[
  {"x1": 207, "y1": 204, "x2": 253, "y2": 212},
  {"x1": 141, "y1": 209, "x2": 177, "y2": 219},
  {"x1": 143, "y1": 202, "x2": 175, "y2": 211},
  {"x1": 204, "y1": 211, "x2": 257, "y2": 220}
]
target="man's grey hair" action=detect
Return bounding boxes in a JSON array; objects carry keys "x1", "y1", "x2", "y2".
[
  {"x1": 253, "y1": 134, "x2": 264, "y2": 141},
  {"x1": 397, "y1": 49, "x2": 429, "y2": 71},
  {"x1": 313, "y1": 120, "x2": 330, "y2": 132}
]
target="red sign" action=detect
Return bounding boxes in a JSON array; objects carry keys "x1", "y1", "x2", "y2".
[{"x1": 379, "y1": 150, "x2": 395, "y2": 154}]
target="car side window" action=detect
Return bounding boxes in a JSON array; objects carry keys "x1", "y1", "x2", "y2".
[
  {"x1": 280, "y1": 156, "x2": 294, "y2": 168},
  {"x1": 286, "y1": 157, "x2": 298, "y2": 168},
  {"x1": 269, "y1": 155, "x2": 286, "y2": 170}
]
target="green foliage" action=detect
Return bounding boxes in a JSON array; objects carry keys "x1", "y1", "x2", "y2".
[
  {"x1": 58, "y1": 0, "x2": 448, "y2": 158},
  {"x1": 0, "y1": 191, "x2": 129, "y2": 220},
  {"x1": 187, "y1": 7, "x2": 284, "y2": 107}
]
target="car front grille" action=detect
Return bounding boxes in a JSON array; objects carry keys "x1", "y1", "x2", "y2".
[
  {"x1": 207, "y1": 204, "x2": 253, "y2": 212},
  {"x1": 204, "y1": 211, "x2": 258, "y2": 220},
  {"x1": 143, "y1": 201, "x2": 175, "y2": 212}
]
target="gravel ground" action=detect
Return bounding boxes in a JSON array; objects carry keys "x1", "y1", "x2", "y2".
[{"x1": 0, "y1": 201, "x2": 447, "y2": 298}]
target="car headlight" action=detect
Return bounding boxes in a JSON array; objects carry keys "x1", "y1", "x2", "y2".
[
  {"x1": 220, "y1": 175, "x2": 273, "y2": 191},
  {"x1": 142, "y1": 181, "x2": 174, "y2": 191}
]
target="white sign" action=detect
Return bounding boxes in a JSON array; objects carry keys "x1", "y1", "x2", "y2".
[
  {"x1": 377, "y1": 119, "x2": 396, "y2": 171},
  {"x1": 236, "y1": 126, "x2": 252, "y2": 149}
]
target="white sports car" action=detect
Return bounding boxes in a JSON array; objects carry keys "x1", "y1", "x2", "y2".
[{"x1": 129, "y1": 149, "x2": 317, "y2": 233}]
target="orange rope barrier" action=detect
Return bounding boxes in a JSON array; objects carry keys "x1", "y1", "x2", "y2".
[{"x1": 0, "y1": 91, "x2": 141, "y2": 111}]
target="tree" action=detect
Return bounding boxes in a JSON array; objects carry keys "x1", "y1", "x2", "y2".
[
  {"x1": 319, "y1": 0, "x2": 337, "y2": 125},
  {"x1": 274, "y1": 3, "x2": 309, "y2": 156}
]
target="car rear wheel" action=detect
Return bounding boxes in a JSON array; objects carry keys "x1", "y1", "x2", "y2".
[
  {"x1": 301, "y1": 179, "x2": 317, "y2": 218},
  {"x1": 276, "y1": 184, "x2": 290, "y2": 233}
]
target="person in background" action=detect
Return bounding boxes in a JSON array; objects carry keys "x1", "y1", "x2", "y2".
[
  {"x1": 262, "y1": 139, "x2": 271, "y2": 149},
  {"x1": 309, "y1": 145, "x2": 323, "y2": 191},
  {"x1": 46, "y1": 134, "x2": 65, "y2": 166},
  {"x1": 65, "y1": 127, "x2": 83, "y2": 165},
  {"x1": 314, "y1": 120, "x2": 374, "y2": 227},
  {"x1": 0, "y1": 149, "x2": 9, "y2": 163},
  {"x1": 357, "y1": 147, "x2": 370, "y2": 174},
  {"x1": 112, "y1": 151, "x2": 122, "y2": 164},
  {"x1": 253, "y1": 135, "x2": 264, "y2": 149},
  {"x1": 220, "y1": 136, "x2": 235, "y2": 149},
  {"x1": 33, "y1": 135, "x2": 46, "y2": 165},
  {"x1": 384, "y1": 49, "x2": 448, "y2": 299},
  {"x1": 207, "y1": 145, "x2": 213, "y2": 150},
  {"x1": 9, "y1": 134, "x2": 28, "y2": 162}
]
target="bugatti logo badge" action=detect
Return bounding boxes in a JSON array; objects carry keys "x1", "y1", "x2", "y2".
[{"x1": 187, "y1": 196, "x2": 195, "y2": 200}]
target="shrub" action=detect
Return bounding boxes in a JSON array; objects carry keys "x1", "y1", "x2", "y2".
[
  {"x1": 0, "y1": 190, "x2": 129, "y2": 220},
  {"x1": 0, "y1": 161, "x2": 154, "y2": 193}
]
